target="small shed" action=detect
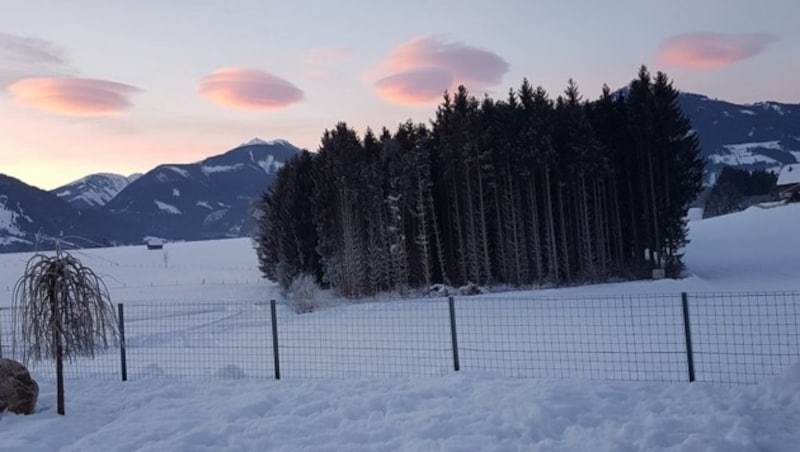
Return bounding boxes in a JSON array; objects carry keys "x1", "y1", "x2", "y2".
[
  {"x1": 146, "y1": 238, "x2": 164, "y2": 250},
  {"x1": 777, "y1": 164, "x2": 800, "y2": 202}
]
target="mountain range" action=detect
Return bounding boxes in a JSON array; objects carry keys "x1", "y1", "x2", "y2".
[
  {"x1": 1, "y1": 138, "x2": 299, "y2": 252},
  {"x1": 678, "y1": 93, "x2": 800, "y2": 180},
  {"x1": 1, "y1": 93, "x2": 799, "y2": 253}
]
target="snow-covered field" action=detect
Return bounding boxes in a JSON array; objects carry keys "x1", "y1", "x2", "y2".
[{"x1": 1, "y1": 204, "x2": 799, "y2": 451}]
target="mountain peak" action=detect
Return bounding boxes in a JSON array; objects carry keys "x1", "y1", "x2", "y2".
[
  {"x1": 238, "y1": 138, "x2": 292, "y2": 148},
  {"x1": 51, "y1": 173, "x2": 132, "y2": 210}
]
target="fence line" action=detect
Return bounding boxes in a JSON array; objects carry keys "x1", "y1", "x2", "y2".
[
  {"x1": 3, "y1": 278, "x2": 272, "y2": 293},
  {"x1": 0, "y1": 291, "x2": 798, "y2": 385}
]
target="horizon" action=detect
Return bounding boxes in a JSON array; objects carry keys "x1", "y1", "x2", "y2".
[{"x1": 2, "y1": 0, "x2": 799, "y2": 190}]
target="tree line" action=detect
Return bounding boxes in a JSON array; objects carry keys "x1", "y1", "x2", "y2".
[
  {"x1": 255, "y1": 66, "x2": 705, "y2": 297},
  {"x1": 703, "y1": 167, "x2": 777, "y2": 218}
]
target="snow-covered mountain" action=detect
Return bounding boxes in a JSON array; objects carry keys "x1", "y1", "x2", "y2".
[
  {"x1": 0, "y1": 139, "x2": 299, "y2": 252},
  {"x1": 103, "y1": 138, "x2": 299, "y2": 241},
  {"x1": 0, "y1": 174, "x2": 131, "y2": 252},
  {"x1": 678, "y1": 93, "x2": 800, "y2": 177},
  {"x1": 51, "y1": 173, "x2": 138, "y2": 210}
]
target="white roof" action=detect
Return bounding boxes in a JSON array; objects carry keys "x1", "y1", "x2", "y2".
[{"x1": 777, "y1": 164, "x2": 800, "y2": 186}]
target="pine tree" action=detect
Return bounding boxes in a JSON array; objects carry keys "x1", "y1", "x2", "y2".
[{"x1": 651, "y1": 71, "x2": 704, "y2": 276}]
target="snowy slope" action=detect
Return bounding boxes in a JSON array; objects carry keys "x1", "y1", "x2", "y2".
[
  {"x1": 51, "y1": 173, "x2": 133, "y2": 210},
  {"x1": 0, "y1": 197, "x2": 30, "y2": 247}
]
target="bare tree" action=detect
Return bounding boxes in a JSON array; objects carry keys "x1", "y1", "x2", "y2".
[{"x1": 12, "y1": 249, "x2": 117, "y2": 415}]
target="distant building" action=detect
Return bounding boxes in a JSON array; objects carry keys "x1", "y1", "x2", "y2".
[
  {"x1": 146, "y1": 238, "x2": 164, "y2": 250},
  {"x1": 777, "y1": 164, "x2": 800, "y2": 202}
]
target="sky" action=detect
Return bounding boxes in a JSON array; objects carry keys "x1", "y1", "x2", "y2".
[{"x1": 1, "y1": 0, "x2": 799, "y2": 190}]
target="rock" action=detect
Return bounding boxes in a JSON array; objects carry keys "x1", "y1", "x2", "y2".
[{"x1": 0, "y1": 358, "x2": 38, "y2": 415}]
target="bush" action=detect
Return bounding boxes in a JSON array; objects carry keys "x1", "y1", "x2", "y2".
[{"x1": 287, "y1": 273, "x2": 320, "y2": 313}]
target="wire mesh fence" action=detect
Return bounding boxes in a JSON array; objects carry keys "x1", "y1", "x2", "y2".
[
  {"x1": 688, "y1": 291, "x2": 800, "y2": 384},
  {"x1": 0, "y1": 291, "x2": 797, "y2": 385},
  {"x1": 279, "y1": 299, "x2": 453, "y2": 378},
  {"x1": 0, "y1": 306, "x2": 120, "y2": 380},
  {"x1": 122, "y1": 302, "x2": 275, "y2": 381},
  {"x1": 454, "y1": 295, "x2": 688, "y2": 382}
]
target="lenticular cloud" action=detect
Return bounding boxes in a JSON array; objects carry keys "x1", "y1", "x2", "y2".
[
  {"x1": 657, "y1": 32, "x2": 777, "y2": 70},
  {"x1": 8, "y1": 77, "x2": 140, "y2": 115},
  {"x1": 198, "y1": 67, "x2": 305, "y2": 111},
  {"x1": 374, "y1": 36, "x2": 509, "y2": 105}
]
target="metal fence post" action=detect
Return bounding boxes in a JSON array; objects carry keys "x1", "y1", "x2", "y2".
[
  {"x1": 270, "y1": 299, "x2": 281, "y2": 380},
  {"x1": 448, "y1": 296, "x2": 460, "y2": 371},
  {"x1": 118, "y1": 303, "x2": 128, "y2": 382},
  {"x1": 681, "y1": 292, "x2": 696, "y2": 382}
]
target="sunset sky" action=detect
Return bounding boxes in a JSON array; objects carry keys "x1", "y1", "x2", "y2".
[{"x1": 2, "y1": 0, "x2": 798, "y2": 190}]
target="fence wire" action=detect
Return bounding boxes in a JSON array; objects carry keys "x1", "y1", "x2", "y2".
[
  {"x1": 688, "y1": 291, "x2": 800, "y2": 384},
  {"x1": 279, "y1": 299, "x2": 452, "y2": 378},
  {"x1": 0, "y1": 306, "x2": 119, "y2": 380},
  {"x1": 454, "y1": 294, "x2": 688, "y2": 382},
  {"x1": 122, "y1": 302, "x2": 274, "y2": 381},
  {"x1": 0, "y1": 291, "x2": 797, "y2": 385}
]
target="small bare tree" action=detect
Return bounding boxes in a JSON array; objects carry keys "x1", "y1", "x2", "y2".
[{"x1": 12, "y1": 249, "x2": 117, "y2": 415}]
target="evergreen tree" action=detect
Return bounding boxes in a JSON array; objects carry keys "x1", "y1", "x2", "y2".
[
  {"x1": 651, "y1": 71, "x2": 704, "y2": 276},
  {"x1": 254, "y1": 151, "x2": 320, "y2": 289}
]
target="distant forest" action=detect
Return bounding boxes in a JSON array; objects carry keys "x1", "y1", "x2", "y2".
[
  {"x1": 254, "y1": 66, "x2": 705, "y2": 297},
  {"x1": 703, "y1": 167, "x2": 778, "y2": 218}
]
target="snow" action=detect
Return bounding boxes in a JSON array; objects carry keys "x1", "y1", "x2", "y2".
[
  {"x1": 0, "y1": 205, "x2": 799, "y2": 450},
  {"x1": 200, "y1": 163, "x2": 245, "y2": 175},
  {"x1": 777, "y1": 163, "x2": 800, "y2": 186},
  {"x1": 203, "y1": 209, "x2": 228, "y2": 225},
  {"x1": 238, "y1": 137, "x2": 293, "y2": 148},
  {"x1": 52, "y1": 173, "x2": 130, "y2": 209},
  {"x1": 739, "y1": 109, "x2": 756, "y2": 115},
  {"x1": 163, "y1": 166, "x2": 190, "y2": 178},
  {"x1": 172, "y1": 188, "x2": 180, "y2": 197},
  {"x1": 709, "y1": 141, "x2": 785, "y2": 167},
  {"x1": 0, "y1": 200, "x2": 26, "y2": 244},
  {"x1": 256, "y1": 155, "x2": 280, "y2": 174},
  {"x1": 755, "y1": 102, "x2": 785, "y2": 115},
  {"x1": 153, "y1": 200, "x2": 182, "y2": 215},
  {"x1": 196, "y1": 201, "x2": 213, "y2": 209},
  {"x1": 687, "y1": 207, "x2": 703, "y2": 221},
  {"x1": 1, "y1": 367, "x2": 798, "y2": 451}
]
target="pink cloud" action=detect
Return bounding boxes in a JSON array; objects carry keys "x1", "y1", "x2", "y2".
[
  {"x1": 8, "y1": 77, "x2": 140, "y2": 115},
  {"x1": 657, "y1": 32, "x2": 777, "y2": 70},
  {"x1": 375, "y1": 68, "x2": 454, "y2": 104},
  {"x1": 374, "y1": 36, "x2": 509, "y2": 105},
  {"x1": 198, "y1": 68, "x2": 304, "y2": 111}
]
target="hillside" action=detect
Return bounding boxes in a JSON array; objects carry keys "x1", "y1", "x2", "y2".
[
  {"x1": 0, "y1": 174, "x2": 130, "y2": 252},
  {"x1": 0, "y1": 139, "x2": 299, "y2": 252},
  {"x1": 103, "y1": 138, "x2": 298, "y2": 241},
  {"x1": 678, "y1": 93, "x2": 800, "y2": 178}
]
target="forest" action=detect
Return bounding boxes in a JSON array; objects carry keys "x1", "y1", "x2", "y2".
[
  {"x1": 703, "y1": 167, "x2": 777, "y2": 218},
  {"x1": 254, "y1": 66, "x2": 705, "y2": 298}
]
